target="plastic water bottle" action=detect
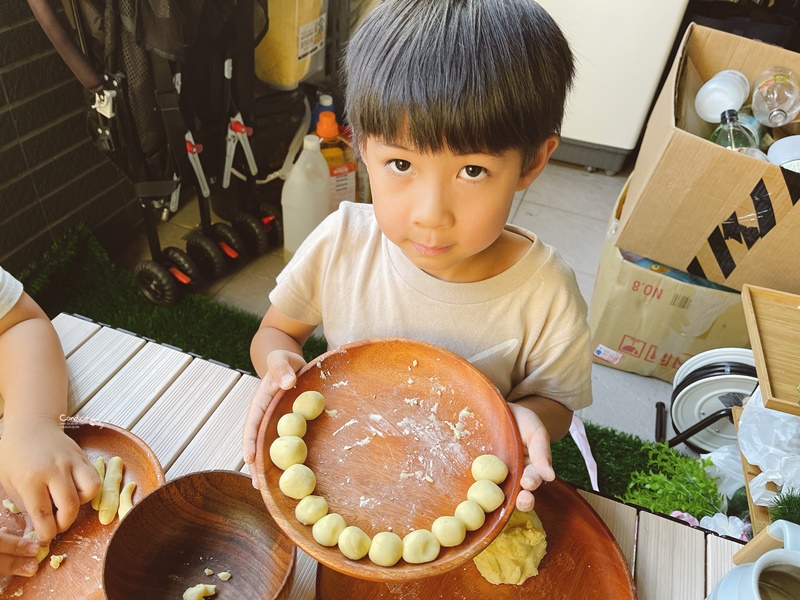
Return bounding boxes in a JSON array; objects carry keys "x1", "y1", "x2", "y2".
[
  {"x1": 281, "y1": 135, "x2": 330, "y2": 262},
  {"x1": 710, "y1": 109, "x2": 758, "y2": 152},
  {"x1": 308, "y1": 94, "x2": 334, "y2": 134},
  {"x1": 694, "y1": 70, "x2": 750, "y2": 123},
  {"x1": 751, "y1": 66, "x2": 800, "y2": 127}
]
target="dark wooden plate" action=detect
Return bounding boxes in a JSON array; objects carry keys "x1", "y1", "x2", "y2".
[
  {"x1": 256, "y1": 338, "x2": 525, "y2": 582},
  {"x1": 316, "y1": 477, "x2": 637, "y2": 598},
  {"x1": 0, "y1": 420, "x2": 165, "y2": 599},
  {"x1": 103, "y1": 470, "x2": 295, "y2": 600}
]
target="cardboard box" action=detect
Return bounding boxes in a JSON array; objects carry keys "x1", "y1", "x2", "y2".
[
  {"x1": 617, "y1": 23, "x2": 800, "y2": 295},
  {"x1": 590, "y1": 182, "x2": 751, "y2": 382}
]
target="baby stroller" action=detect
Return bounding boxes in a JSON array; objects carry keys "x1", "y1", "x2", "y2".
[{"x1": 27, "y1": 0, "x2": 271, "y2": 305}]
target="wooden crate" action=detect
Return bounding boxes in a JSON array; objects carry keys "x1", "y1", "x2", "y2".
[
  {"x1": 741, "y1": 284, "x2": 800, "y2": 416},
  {"x1": 732, "y1": 406, "x2": 772, "y2": 535}
]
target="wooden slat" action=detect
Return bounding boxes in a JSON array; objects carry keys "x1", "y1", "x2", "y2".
[
  {"x1": 706, "y1": 534, "x2": 743, "y2": 596},
  {"x1": 52, "y1": 313, "x2": 101, "y2": 356},
  {"x1": 76, "y1": 342, "x2": 192, "y2": 429},
  {"x1": 167, "y1": 374, "x2": 259, "y2": 479},
  {"x1": 578, "y1": 489, "x2": 636, "y2": 569},
  {"x1": 66, "y1": 327, "x2": 147, "y2": 414},
  {"x1": 131, "y1": 359, "x2": 240, "y2": 471},
  {"x1": 636, "y1": 512, "x2": 706, "y2": 600},
  {"x1": 289, "y1": 550, "x2": 317, "y2": 600}
]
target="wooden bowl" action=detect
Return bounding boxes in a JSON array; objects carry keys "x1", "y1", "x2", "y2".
[
  {"x1": 103, "y1": 470, "x2": 295, "y2": 600},
  {"x1": 0, "y1": 419, "x2": 165, "y2": 599},
  {"x1": 256, "y1": 338, "x2": 524, "y2": 582}
]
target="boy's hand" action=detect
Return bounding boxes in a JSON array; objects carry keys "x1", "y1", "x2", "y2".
[
  {"x1": 0, "y1": 528, "x2": 40, "y2": 576},
  {"x1": 507, "y1": 402, "x2": 555, "y2": 512},
  {"x1": 0, "y1": 421, "x2": 100, "y2": 545},
  {"x1": 243, "y1": 350, "x2": 307, "y2": 486}
]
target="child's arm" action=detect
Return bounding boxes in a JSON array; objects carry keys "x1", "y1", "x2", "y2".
[
  {"x1": 507, "y1": 395, "x2": 573, "y2": 512},
  {"x1": 0, "y1": 293, "x2": 100, "y2": 554},
  {"x1": 0, "y1": 529, "x2": 40, "y2": 577},
  {"x1": 243, "y1": 306, "x2": 317, "y2": 485}
]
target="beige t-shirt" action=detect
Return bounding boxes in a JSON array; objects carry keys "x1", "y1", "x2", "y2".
[
  {"x1": 270, "y1": 203, "x2": 592, "y2": 410},
  {"x1": 0, "y1": 266, "x2": 23, "y2": 319}
]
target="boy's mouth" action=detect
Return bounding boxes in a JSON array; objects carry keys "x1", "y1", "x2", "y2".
[{"x1": 411, "y1": 241, "x2": 453, "y2": 256}]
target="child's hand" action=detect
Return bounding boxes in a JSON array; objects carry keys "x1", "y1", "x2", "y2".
[
  {"x1": 507, "y1": 402, "x2": 555, "y2": 512},
  {"x1": 0, "y1": 528, "x2": 40, "y2": 576},
  {"x1": 0, "y1": 421, "x2": 100, "y2": 545},
  {"x1": 242, "y1": 350, "x2": 307, "y2": 486}
]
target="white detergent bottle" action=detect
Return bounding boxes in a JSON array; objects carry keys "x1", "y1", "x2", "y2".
[{"x1": 281, "y1": 135, "x2": 330, "y2": 262}]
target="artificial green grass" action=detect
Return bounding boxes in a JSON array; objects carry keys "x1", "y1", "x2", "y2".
[{"x1": 23, "y1": 225, "x2": 652, "y2": 497}]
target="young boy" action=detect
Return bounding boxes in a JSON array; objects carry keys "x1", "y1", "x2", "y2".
[
  {"x1": 243, "y1": 0, "x2": 591, "y2": 512},
  {"x1": 0, "y1": 267, "x2": 100, "y2": 576}
]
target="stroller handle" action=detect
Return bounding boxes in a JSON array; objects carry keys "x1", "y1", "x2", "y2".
[{"x1": 27, "y1": 0, "x2": 103, "y2": 92}]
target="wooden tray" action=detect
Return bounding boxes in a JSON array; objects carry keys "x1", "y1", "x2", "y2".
[
  {"x1": 256, "y1": 338, "x2": 525, "y2": 582},
  {"x1": 103, "y1": 471, "x2": 295, "y2": 600},
  {"x1": 0, "y1": 420, "x2": 165, "y2": 599},
  {"x1": 741, "y1": 284, "x2": 800, "y2": 416},
  {"x1": 316, "y1": 477, "x2": 636, "y2": 598}
]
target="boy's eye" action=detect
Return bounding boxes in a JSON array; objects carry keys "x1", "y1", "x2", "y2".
[
  {"x1": 461, "y1": 165, "x2": 487, "y2": 179},
  {"x1": 388, "y1": 159, "x2": 411, "y2": 173}
]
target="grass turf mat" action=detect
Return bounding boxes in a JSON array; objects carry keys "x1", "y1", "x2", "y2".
[{"x1": 22, "y1": 226, "x2": 652, "y2": 496}]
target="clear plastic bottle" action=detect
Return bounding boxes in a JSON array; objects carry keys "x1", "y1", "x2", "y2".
[
  {"x1": 316, "y1": 111, "x2": 357, "y2": 211},
  {"x1": 710, "y1": 109, "x2": 758, "y2": 152},
  {"x1": 751, "y1": 66, "x2": 800, "y2": 127},
  {"x1": 736, "y1": 105, "x2": 766, "y2": 148},
  {"x1": 281, "y1": 135, "x2": 330, "y2": 262}
]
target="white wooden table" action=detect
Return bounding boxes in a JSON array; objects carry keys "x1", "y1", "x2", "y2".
[{"x1": 47, "y1": 313, "x2": 744, "y2": 599}]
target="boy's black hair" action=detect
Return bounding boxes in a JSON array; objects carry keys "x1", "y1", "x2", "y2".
[{"x1": 344, "y1": 0, "x2": 575, "y2": 169}]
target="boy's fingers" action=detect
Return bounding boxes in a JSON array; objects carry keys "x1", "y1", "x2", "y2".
[
  {"x1": 0, "y1": 554, "x2": 38, "y2": 577},
  {"x1": 23, "y1": 484, "x2": 57, "y2": 545},
  {"x1": 73, "y1": 461, "x2": 102, "y2": 505},
  {"x1": 50, "y1": 478, "x2": 81, "y2": 534},
  {"x1": 515, "y1": 490, "x2": 535, "y2": 512}
]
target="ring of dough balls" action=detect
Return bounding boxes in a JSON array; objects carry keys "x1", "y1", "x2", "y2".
[
  {"x1": 368, "y1": 531, "x2": 404, "y2": 567},
  {"x1": 402, "y1": 529, "x2": 440, "y2": 564},
  {"x1": 338, "y1": 526, "x2": 372, "y2": 560},
  {"x1": 279, "y1": 464, "x2": 316, "y2": 499},
  {"x1": 313, "y1": 513, "x2": 347, "y2": 546}
]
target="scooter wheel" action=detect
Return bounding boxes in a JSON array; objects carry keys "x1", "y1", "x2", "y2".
[
  {"x1": 211, "y1": 222, "x2": 245, "y2": 263},
  {"x1": 233, "y1": 212, "x2": 270, "y2": 257},
  {"x1": 134, "y1": 260, "x2": 179, "y2": 306},
  {"x1": 186, "y1": 232, "x2": 226, "y2": 280},
  {"x1": 162, "y1": 246, "x2": 200, "y2": 287}
]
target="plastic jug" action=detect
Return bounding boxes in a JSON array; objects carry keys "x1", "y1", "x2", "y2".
[
  {"x1": 706, "y1": 520, "x2": 800, "y2": 600},
  {"x1": 281, "y1": 135, "x2": 330, "y2": 262}
]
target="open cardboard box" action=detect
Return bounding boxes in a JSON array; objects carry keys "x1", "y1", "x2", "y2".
[{"x1": 618, "y1": 23, "x2": 800, "y2": 295}]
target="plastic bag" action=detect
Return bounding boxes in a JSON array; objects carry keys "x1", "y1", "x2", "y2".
[{"x1": 703, "y1": 444, "x2": 746, "y2": 499}]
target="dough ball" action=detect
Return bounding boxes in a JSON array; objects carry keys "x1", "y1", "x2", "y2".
[
  {"x1": 471, "y1": 454, "x2": 508, "y2": 484},
  {"x1": 337, "y1": 526, "x2": 372, "y2": 560},
  {"x1": 293, "y1": 391, "x2": 325, "y2": 420},
  {"x1": 368, "y1": 531, "x2": 403, "y2": 567},
  {"x1": 279, "y1": 464, "x2": 316, "y2": 499},
  {"x1": 455, "y1": 500, "x2": 486, "y2": 531},
  {"x1": 295, "y1": 494, "x2": 328, "y2": 525},
  {"x1": 269, "y1": 436, "x2": 307, "y2": 470},
  {"x1": 312, "y1": 513, "x2": 347, "y2": 547},
  {"x1": 473, "y1": 509, "x2": 547, "y2": 585},
  {"x1": 467, "y1": 479, "x2": 505, "y2": 513},
  {"x1": 402, "y1": 529, "x2": 440, "y2": 564},
  {"x1": 431, "y1": 516, "x2": 466, "y2": 547},
  {"x1": 277, "y1": 412, "x2": 307, "y2": 437}
]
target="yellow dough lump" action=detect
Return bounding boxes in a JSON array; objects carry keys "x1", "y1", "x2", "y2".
[
  {"x1": 454, "y1": 500, "x2": 485, "y2": 531},
  {"x1": 471, "y1": 454, "x2": 508, "y2": 484},
  {"x1": 312, "y1": 513, "x2": 347, "y2": 547},
  {"x1": 269, "y1": 436, "x2": 308, "y2": 470},
  {"x1": 295, "y1": 494, "x2": 328, "y2": 525},
  {"x1": 368, "y1": 531, "x2": 403, "y2": 567},
  {"x1": 473, "y1": 509, "x2": 547, "y2": 585},
  {"x1": 277, "y1": 412, "x2": 308, "y2": 437},
  {"x1": 279, "y1": 463, "x2": 316, "y2": 499},
  {"x1": 431, "y1": 516, "x2": 466, "y2": 547},
  {"x1": 402, "y1": 529, "x2": 440, "y2": 564},
  {"x1": 467, "y1": 480, "x2": 505, "y2": 513},
  {"x1": 183, "y1": 583, "x2": 216, "y2": 600},
  {"x1": 337, "y1": 526, "x2": 372, "y2": 560},
  {"x1": 293, "y1": 390, "x2": 326, "y2": 420}
]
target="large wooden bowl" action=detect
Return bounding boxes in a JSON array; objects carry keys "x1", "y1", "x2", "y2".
[
  {"x1": 316, "y1": 477, "x2": 637, "y2": 598},
  {"x1": 256, "y1": 338, "x2": 525, "y2": 582},
  {"x1": 103, "y1": 470, "x2": 295, "y2": 599},
  {"x1": 0, "y1": 420, "x2": 165, "y2": 599}
]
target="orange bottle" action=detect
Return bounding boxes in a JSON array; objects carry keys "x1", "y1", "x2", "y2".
[{"x1": 316, "y1": 112, "x2": 357, "y2": 212}]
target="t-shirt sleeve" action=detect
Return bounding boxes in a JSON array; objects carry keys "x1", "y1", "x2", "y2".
[
  {"x1": 0, "y1": 266, "x2": 24, "y2": 320},
  {"x1": 507, "y1": 269, "x2": 593, "y2": 411}
]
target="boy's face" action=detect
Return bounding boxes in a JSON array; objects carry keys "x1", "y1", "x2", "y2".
[{"x1": 362, "y1": 136, "x2": 548, "y2": 283}]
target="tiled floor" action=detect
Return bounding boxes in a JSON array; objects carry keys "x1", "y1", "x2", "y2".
[{"x1": 114, "y1": 160, "x2": 676, "y2": 450}]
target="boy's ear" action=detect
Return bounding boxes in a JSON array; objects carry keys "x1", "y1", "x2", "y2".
[{"x1": 516, "y1": 135, "x2": 559, "y2": 191}]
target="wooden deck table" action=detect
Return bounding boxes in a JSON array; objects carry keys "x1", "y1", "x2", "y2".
[{"x1": 37, "y1": 314, "x2": 746, "y2": 599}]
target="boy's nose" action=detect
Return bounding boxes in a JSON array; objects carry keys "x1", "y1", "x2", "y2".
[{"x1": 412, "y1": 184, "x2": 454, "y2": 229}]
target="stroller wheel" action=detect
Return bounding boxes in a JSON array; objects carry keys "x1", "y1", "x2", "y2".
[
  {"x1": 134, "y1": 260, "x2": 180, "y2": 306},
  {"x1": 162, "y1": 247, "x2": 200, "y2": 287},
  {"x1": 211, "y1": 222, "x2": 245, "y2": 262},
  {"x1": 233, "y1": 213, "x2": 269, "y2": 257},
  {"x1": 186, "y1": 232, "x2": 226, "y2": 280}
]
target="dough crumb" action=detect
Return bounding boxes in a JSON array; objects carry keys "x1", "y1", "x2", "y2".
[
  {"x1": 217, "y1": 571, "x2": 231, "y2": 581},
  {"x1": 412, "y1": 360, "x2": 418, "y2": 367},
  {"x1": 324, "y1": 409, "x2": 338, "y2": 418},
  {"x1": 182, "y1": 583, "x2": 216, "y2": 600},
  {"x1": 49, "y1": 554, "x2": 66, "y2": 569},
  {"x1": 2, "y1": 498, "x2": 20, "y2": 513},
  {"x1": 204, "y1": 568, "x2": 214, "y2": 576}
]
